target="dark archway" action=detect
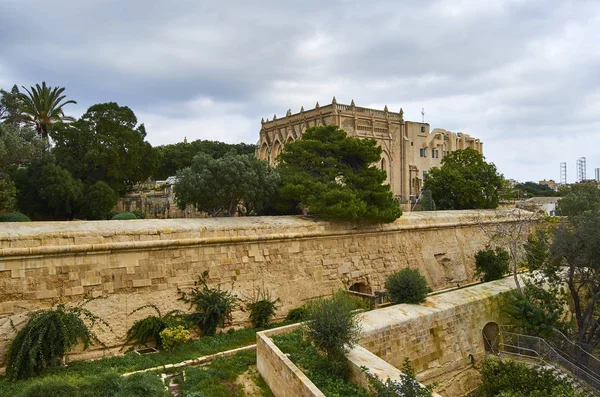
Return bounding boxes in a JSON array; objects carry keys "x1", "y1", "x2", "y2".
[
  {"x1": 482, "y1": 322, "x2": 500, "y2": 352},
  {"x1": 349, "y1": 282, "x2": 371, "y2": 295}
]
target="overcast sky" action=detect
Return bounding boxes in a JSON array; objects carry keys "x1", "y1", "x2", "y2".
[{"x1": 1, "y1": 0, "x2": 599, "y2": 183}]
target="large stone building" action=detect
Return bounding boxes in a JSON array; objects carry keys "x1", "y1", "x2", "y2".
[{"x1": 257, "y1": 98, "x2": 483, "y2": 201}]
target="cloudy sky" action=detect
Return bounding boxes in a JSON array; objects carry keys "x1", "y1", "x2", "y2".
[{"x1": 1, "y1": 0, "x2": 599, "y2": 183}]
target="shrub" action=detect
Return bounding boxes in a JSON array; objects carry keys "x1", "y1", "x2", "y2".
[
  {"x1": 124, "y1": 304, "x2": 184, "y2": 350},
  {"x1": 80, "y1": 181, "x2": 118, "y2": 220},
  {"x1": 304, "y1": 290, "x2": 362, "y2": 373},
  {"x1": 107, "y1": 210, "x2": 119, "y2": 220},
  {"x1": 285, "y1": 306, "x2": 307, "y2": 322},
  {"x1": 159, "y1": 325, "x2": 191, "y2": 352},
  {"x1": 178, "y1": 270, "x2": 238, "y2": 336},
  {"x1": 475, "y1": 246, "x2": 510, "y2": 282},
  {"x1": 6, "y1": 303, "x2": 106, "y2": 380},
  {"x1": 117, "y1": 372, "x2": 168, "y2": 397},
  {"x1": 132, "y1": 209, "x2": 146, "y2": 219},
  {"x1": 474, "y1": 358, "x2": 584, "y2": 397},
  {"x1": 0, "y1": 211, "x2": 31, "y2": 222},
  {"x1": 78, "y1": 373, "x2": 123, "y2": 397},
  {"x1": 385, "y1": 268, "x2": 431, "y2": 304},
  {"x1": 246, "y1": 288, "x2": 280, "y2": 328},
  {"x1": 366, "y1": 357, "x2": 434, "y2": 397},
  {"x1": 111, "y1": 212, "x2": 137, "y2": 220},
  {"x1": 17, "y1": 377, "x2": 78, "y2": 397}
]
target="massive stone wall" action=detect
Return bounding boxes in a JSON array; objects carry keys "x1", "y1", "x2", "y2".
[{"x1": 0, "y1": 210, "x2": 514, "y2": 363}]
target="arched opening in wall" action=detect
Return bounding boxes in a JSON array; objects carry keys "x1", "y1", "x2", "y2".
[
  {"x1": 271, "y1": 140, "x2": 282, "y2": 165},
  {"x1": 482, "y1": 322, "x2": 500, "y2": 353},
  {"x1": 258, "y1": 142, "x2": 269, "y2": 160},
  {"x1": 349, "y1": 282, "x2": 371, "y2": 295},
  {"x1": 286, "y1": 136, "x2": 294, "y2": 144}
]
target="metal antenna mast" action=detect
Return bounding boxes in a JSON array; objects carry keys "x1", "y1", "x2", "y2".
[
  {"x1": 577, "y1": 157, "x2": 587, "y2": 182},
  {"x1": 560, "y1": 162, "x2": 567, "y2": 185},
  {"x1": 421, "y1": 108, "x2": 425, "y2": 123}
]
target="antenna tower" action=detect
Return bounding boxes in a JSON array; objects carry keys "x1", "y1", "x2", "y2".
[
  {"x1": 560, "y1": 162, "x2": 567, "y2": 185},
  {"x1": 577, "y1": 157, "x2": 587, "y2": 182},
  {"x1": 421, "y1": 108, "x2": 425, "y2": 123}
]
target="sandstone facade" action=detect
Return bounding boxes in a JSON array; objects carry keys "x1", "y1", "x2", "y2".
[
  {"x1": 0, "y1": 211, "x2": 512, "y2": 364},
  {"x1": 257, "y1": 99, "x2": 483, "y2": 201}
]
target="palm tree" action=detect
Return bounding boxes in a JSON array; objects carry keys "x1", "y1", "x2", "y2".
[{"x1": 17, "y1": 82, "x2": 77, "y2": 140}]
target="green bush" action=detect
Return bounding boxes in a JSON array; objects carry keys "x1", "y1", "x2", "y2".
[
  {"x1": 17, "y1": 377, "x2": 78, "y2": 397},
  {"x1": 107, "y1": 210, "x2": 119, "y2": 220},
  {"x1": 116, "y1": 372, "x2": 168, "y2": 397},
  {"x1": 7, "y1": 304, "x2": 106, "y2": 380},
  {"x1": 78, "y1": 373, "x2": 123, "y2": 397},
  {"x1": 132, "y1": 209, "x2": 146, "y2": 219},
  {"x1": 124, "y1": 304, "x2": 184, "y2": 350},
  {"x1": 385, "y1": 268, "x2": 431, "y2": 304},
  {"x1": 475, "y1": 246, "x2": 510, "y2": 282},
  {"x1": 0, "y1": 211, "x2": 31, "y2": 222},
  {"x1": 111, "y1": 212, "x2": 138, "y2": 220},
  {"x1": 304, "y1": 290, "x2": 362, "y2": 374},
  {"x1": 366, "y1": 357, "x2": 434, "y2": 397},
  {"x1": 178, "y1": 270, "x2": 238, "y2": 336},
  {"x1": 159, "y1": 325, "x2": 191, "y2": 352},
  {"x1": 246, "y1": 289, "x2": 280, "y2": 328},
  {"x1": 80, "y1": 181, "x2": 117, "y2": 220},
  {"x1": 473, "y1": 358, "x2": 584, "y2": 397},
  {"x1": 285, "y1": 306, "x2": 307, "y2": 322}
]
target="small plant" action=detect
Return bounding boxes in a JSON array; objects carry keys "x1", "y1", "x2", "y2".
[
  {"x1": 6, "y1": 303, "x2": 107, "y2": 380},
  {"x1": 304, "y1": 290, "x2": 362, "y2": 375},
  {"x1": 107, "y1": 210, "x2": 119, "y2": 220},
  {"x1": 475, "y1": 246, "x2": 510, "y2": 282},
  {"x1": 385, "y1": 268, "x2": 431, "y2": 304},
  {"x1": 178, "y1": 270, "x2": 238, "y2": 336},
  {"x1": 245, "y1": 288, "x2": 280, "y2": 328},
  {"x1": 132, "y1": 208, "x2": 146, "y2": 219},
  {"x1": 111, "y1": 211, "x2": 138, "y2": 220},
  {"x1": 285, "y1": 306, "x2": 307, "y2": 322},
  {"x1": 0, "y1": 211, "x2": 31, "y2": 222},
  {"x1": 159, "y1": 325, "x2": 191, "y2": 352},
  {"x1": 124, "y1": 304, "x2": 184, "y2": 350},
  {"x1": 365, "y1": 357, "x2": 435, "y2": 397}
]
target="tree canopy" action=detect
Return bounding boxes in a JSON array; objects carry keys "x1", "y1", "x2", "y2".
[
  {"x1": 423, "y1": 148, "x2": 506, "y2": 210},
  {"x1": 275, "y1": 125, "x2": 401, "y2": 223},
  {"x1": 514, "y1": 181, "x2": 559, "y2": 198},
  {"x1": 555, "y1": 182, "x2": 600, "y2": 216},
  {"x1": 52, "y1": 102, "x2": 157, "y2": 195},
  {"x1": 174, "y1": 152, "x2": 278, "y2": 217}
]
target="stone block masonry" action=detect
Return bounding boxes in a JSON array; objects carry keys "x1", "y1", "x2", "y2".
[{"x1": 0, "y1": 210, "x2": 517, "y2": 364}]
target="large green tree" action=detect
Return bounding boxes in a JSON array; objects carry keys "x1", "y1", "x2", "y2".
[
  {"x1": 556, "y1": 182, "x2": 600, "y2": 216},
  {"x1": 0, "y1": 85, "x2": 22, "y2": 123},
  {"x1": 423, "y1": 148, "x2": 505, "y2": 210},
  {"x1": 276, "y1": 125, "x2": 401, "y2": 223},
  {"x1": 15, "y1": 82, "x2": 77, "y2": 140},
  {"x1": 174, "y1": 152, "x2": 278, "y2": 217},
  {"x1": 52, "y1": 102, "x2": 158, "y2": 195}
]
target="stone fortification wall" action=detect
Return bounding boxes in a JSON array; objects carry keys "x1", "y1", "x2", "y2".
[{"x1": 0, "y1": 210, "x2": 513, "y2": 363}]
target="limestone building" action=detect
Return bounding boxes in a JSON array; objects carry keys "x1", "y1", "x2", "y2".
[{"x1": 257, "y1": 98, "x2": 483, "y2": 201}]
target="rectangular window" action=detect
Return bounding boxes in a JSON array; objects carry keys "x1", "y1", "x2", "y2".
[
  {"x1": 431, "y1": 149, "x2": 435, "y2": 157},
  {"x1": 419, "y1": 148, "x2": 423, "y2": 157},
  {"x1": 421, "y1": 126, "x2": 425, "y2": 133},
  {"x1": 436, "y1": 150, "x2": 439, "y2": 158},
  {"x1": 423, "y1": 170, "x2": 427, "y2": 180}
]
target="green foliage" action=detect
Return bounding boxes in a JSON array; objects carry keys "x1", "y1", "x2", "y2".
[
  {"x1": 246, "y1": 289, "x2": 280, "y2": 328},
  {"x1": 385, "y1": 268, "x2": 431, "y2": 304},
  {"x1": 513, "y1": 182, "x2": 559, "y2": 198},
  {"x1": 15, "y1": 82, "x2": 77, "y2": 140},
  {"x1": 473, "y1": 358, "x2": 584, "y2": 397},
  {"x1": 52, "y1": 102, "x2": 158, "y2": 195},
  {"x1": 273, "y1": 329, "x2": 371, "y2": 397},
  {"x1": 178, "y1": 271, "x2": 238, "y2": 336},
  {"x1": 174, "y1": 152, "x2": 279, "y2": 216},
  {"x1": 179, "y1": 350, "x2": 257, "y2": 397},
  {"x1": 0, "y1": 85, "x2": 22, "y2": 123},
  {"x1": 153, "y1": 140, "x2": 256, "y2": 180},
  {"x1": 111, "y1": 212, "x2": 137, "y2": 220},
  {"x1": 159, "y1": 326, "x2": 191, "y2": 352},
  {"x1": 304, "y1": 290, "x2": 362, "y2": 372},
  {"x1": 79, "y1": 181, "x2": 117, "y2": 220},
  {"x1": 132, "y1": 209, "x2": 146, "y2": 219},
  {"x1": 475, "y1": 246, "x2": 510, "y2": 282},
  {"x1": 124, "y1": 304, "x2": 184, "y2": 350},
  {"x1": 0, "y1": 211, "x2": 31, "y2": 222},
  {"x1": 556, "y1": 182, "x2": 600, "y2": 216},
  {"x1": 0, "y1": 178, "x2": 17, "y2": 212},
  {"x1": 285, "y1": 306, "x2": 307, "y2": 322},
  {"x1": 366, "y1": 358, "x2": 434, "y2": 397},
  {"x1": 6, "y1": 303, "x2": 106, "y2": 380},
  {"x1": 13, "y1": 371, "x2": 168, "y2": 397},
  {"x1": 276, "y1": 125, "x2": 401, "y2": 223},
  {"x1": 423, "y1": 148, "x2": 505, "y2": 210}
]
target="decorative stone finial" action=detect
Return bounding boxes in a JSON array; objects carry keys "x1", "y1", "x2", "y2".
[
  {"x1": 261, "y1": 118, "x2": 264, "y2": 124},
  {"x1": 332, "y1": 96, "x2": 337, "y2": 105},
  {"x1": 184, "y1": 136, "x2": 188, "y2": 144},
  {"x1": 273, "y1": 114, "x2": 277, "y2": 120},
  {"x1": 286, "y1": 109, "x2": 292, "y2": 117},
  {"x1": 399, "y1": 107, "x2": 404, "y2": 120},
  {"x1": 300, "y1": 106, "x2": 304, "y2": 112},
  {"x1": 384, "y1": 105, "x2": 388, "y2": 112},
  {"x1": 350, "y1": 99, "x2": 355, "y2": 107},
  {"x1": 315, "y1": 101, "x2": 320, "y2": 109}
]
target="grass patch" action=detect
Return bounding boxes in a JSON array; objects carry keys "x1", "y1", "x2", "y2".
[
  {"x1": 180, "y1": 350, "x2": 272, "y2": 397},
  {"x1": 0, "y1": 324, "x2": 285, "y2": 397},
  {"x1": 272, "y1": 329, "x2": 370, "y2": 397}
]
